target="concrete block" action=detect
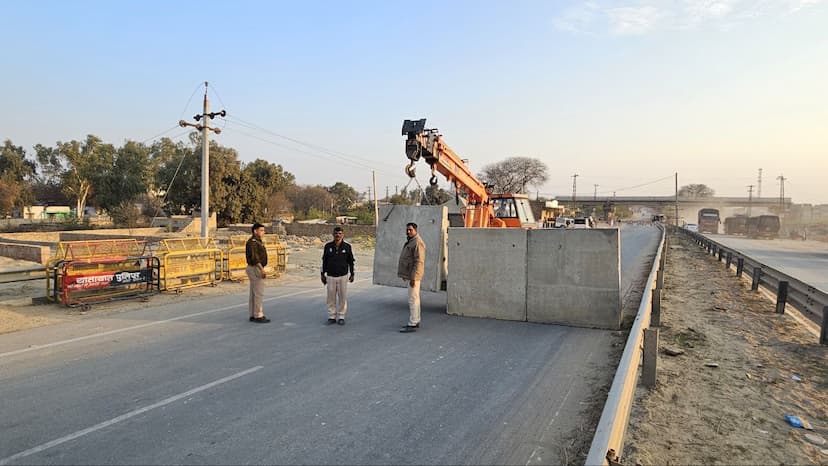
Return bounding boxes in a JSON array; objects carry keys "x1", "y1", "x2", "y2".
[
  {"x1": 372, "y1": 205, "x2": 448, "y2": 292},
  {"x1": 447, "y1": 228, "x2": 527, "y2": 321},
  {"x1": 526, "y1": 229, "x2": 621, "y2": 329}
]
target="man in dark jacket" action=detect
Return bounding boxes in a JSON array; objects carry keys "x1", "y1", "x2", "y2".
[
  {"x1": 246, "y1": 223, "x2": 270, "y2": 323},
  {"x1": 321, "y1": 226, "x2": 355, "y2": 325}
]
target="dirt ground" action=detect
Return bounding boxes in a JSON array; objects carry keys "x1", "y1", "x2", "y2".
[
  {"x1": 0, "y1": 235, "x2": 376, "y2": 335},
  {"x1": 624, "y1": 232, "x2": 828, "y2": 465}
]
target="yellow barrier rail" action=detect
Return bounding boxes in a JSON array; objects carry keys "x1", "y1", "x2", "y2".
[
  {"x1": 155, "y1": 237, "x2": 222, "y2": 291},
  {"x1": 223, "y1": 234, "x2": 288, "y2": 281}
]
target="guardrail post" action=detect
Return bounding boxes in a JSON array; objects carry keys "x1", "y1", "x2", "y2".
[
  {"x1": 725, "y1": 252, "x2": 732, "y2": 269},
  {"x1": 656, "y1": 269, "x2": 664, "y2": 290},
  {"x1": 651, "y1": 288, "x2": 661, "y2": 326},
  {"x1": 659, "y1": 247, "x2": 667, "y2": 271},
  {"x1": 717, "y1": 248, "x2": 724, "y2": 261},
  {"x1": 642, "y1": 328, "x2": 659, "y2": 388},
  {"x1": 751, "y1": 268, "x2": 762, "y2": 291},
  {"x1": 736, "y1": 258, "x2": 744, "y2": 277},
  {"x1": 821, "y1": 306, "x2": 827, "y2": 346},
  {"x1": 775, "y1": 281, "x2": 789, "y2": 314}
]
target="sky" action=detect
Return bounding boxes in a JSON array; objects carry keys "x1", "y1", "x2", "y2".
[{"x1": 2, "y1": 0, "x2": 827, "y2": 204}]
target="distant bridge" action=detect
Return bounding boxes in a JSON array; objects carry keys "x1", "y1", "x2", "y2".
[{"x1": 550, "y1": 196, "x2": 791, "y2": 222}]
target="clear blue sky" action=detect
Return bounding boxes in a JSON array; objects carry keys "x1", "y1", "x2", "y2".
[{"x1": 2, "y1": 0, "x2": 827, "y2": 203}]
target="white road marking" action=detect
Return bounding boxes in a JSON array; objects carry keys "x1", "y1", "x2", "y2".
[{"x1": 0, "y1": 366, "x2": 263, "y2": 465}]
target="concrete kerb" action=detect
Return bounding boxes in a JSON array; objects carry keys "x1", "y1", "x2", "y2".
[{"x1": 585, "y1": 225, "x2": 666, "y2": 466}]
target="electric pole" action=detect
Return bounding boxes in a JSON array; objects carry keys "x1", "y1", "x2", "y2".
[
  {"x1": 675, "y1": 172, "x2": 679, "y2": 227},
  {"x1": 747, "y1": 185, "x2": 754, "y2": 217},
  {"x1": 572, "y1": 173, "x2": 579, "y2": 204},
  {"x1": 593, "y1": 184, "x2": 599, "y2": 200},
  {"x1": 178, "y1": 82, "x2": 225, "y2": 239},
  {"x1": 372, "y1": 170, "x2": 379, "y2": 226},
  {"x1": 777, "y1": 175, "x2": 786, "y2": 212},
  {"x1": 757, "y1": 168, "x2": 763, "y2": 198}
]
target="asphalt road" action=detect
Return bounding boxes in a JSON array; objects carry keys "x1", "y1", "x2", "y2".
[
  {"x1": 706, "y1": 234, "x2": 828, "y2": 293},
  {"x1": 0, "y1": 226, "x2": 661, "y2": 465}
]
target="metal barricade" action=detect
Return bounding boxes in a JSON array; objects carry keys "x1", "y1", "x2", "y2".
[
  {"x1": 45, "y1": 239, "x2": 159, "y2": 307},
  {"x1": 155, "y1": 237, "x2": 223, "y2": 291},
  {"x1": 223, "y1": 234, "x2": 288, "y2": 281}
]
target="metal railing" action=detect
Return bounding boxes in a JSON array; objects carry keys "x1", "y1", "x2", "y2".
[
  {"x1": 676, "y1": 226, "x2": 827, "y2": 346},
  {"x1": 586, "y1": 225, "x2": 666, "y2": 466}
]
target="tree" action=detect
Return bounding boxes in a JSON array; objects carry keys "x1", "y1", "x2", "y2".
[
  {"x1": 37, "y1": 135, "x2": 115, "y2": 219},
  {"x1": 478, "y1": 157, "x2": 549, "y2": 194},
  {"x1": 678, "y1": 184, "x2": 715, "y2": 198},
  {"x1": 424, "y1": 185, "x2": 452, "y2": 205},
  {"x1": 243, "y1": 159, "x2": 295, "y2": 196},
  {"x1": 287, "y1": 185, "x2": 333, "y2": 218},
  {"x1": 96, "y1": 140, "x2": 153, "y2": 223},
  {"x1": 0, "y1": 140, "x2": 36, "y2": 213},
  {"x1": 328, "y1": 182, "x2": 358, "y2": 215}
]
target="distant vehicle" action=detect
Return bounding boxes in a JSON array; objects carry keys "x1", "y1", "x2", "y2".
[
  {"x1": 746, "y1": 215, "x2": 780, "y2": 239},
  {"x1": 697, "y1": 208, "x2": 720, "y2": 234},
  {"x1": 652, "y1": 214, "x2": 666, "y2": 222},
  {"x1": 685, "y1": 223, "x2": 699, "y2": 232},
  {"x1": 724, "y1": 216, "x2": 747, "y2": 235},
  {"x1": 553, "y1": 217, "x2": 572, "y2": 229},
  {"x1": 572, "y1": 217, "x2": 591, "y2": 229}
]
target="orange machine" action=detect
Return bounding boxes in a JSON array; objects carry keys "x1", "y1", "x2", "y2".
[{"x1": 402, "y1": 119, "x2": 536, "y2": 228}]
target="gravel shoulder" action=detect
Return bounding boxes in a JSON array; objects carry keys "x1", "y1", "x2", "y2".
[{"x1": 624, "y1": 231, "x2": 828, "y2": 465}]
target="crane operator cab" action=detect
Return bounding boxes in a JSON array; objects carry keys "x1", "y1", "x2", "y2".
[{"x1": 491, "y1": 194, "x2": 537, "y2": 228}]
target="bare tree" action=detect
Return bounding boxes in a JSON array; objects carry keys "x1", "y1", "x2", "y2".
[
  {"x1": 478, "y1": 157, "x2": 548, "y2": 194},
  {"x1": 678, "y1": 184, "x2": 715, "y2": 198}
]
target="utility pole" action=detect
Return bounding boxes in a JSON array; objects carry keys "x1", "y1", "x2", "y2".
[
  {"x1": 747, "y1": 185, "x2": 754, "y2": 217},
  {"x1": 674, "y1": 172, "x2": 679, "y2": 227},
  {"x1": 757, "y1": 168, "x2": 763, "y2": 198},
  {"x1": 385, "y1": 186, "x2": 390, "y2": 202},
  {"x1": 777, "y1": 175, "x2": 786, "y2": 212},
  {"x1": 572, "y1": 173, "x2": 579, "y2": 204},
  {"x1": 178, "y1": 82, "x2": 225, "y2": 239},
  {"x1": 372, "y1": 170, "x2": 379, "y2": 226},
  {"x1": 593, "y1": 184, "x2": 599, "y2": 200}
]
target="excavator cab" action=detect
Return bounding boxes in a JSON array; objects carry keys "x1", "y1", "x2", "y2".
[{"x1": 491, "y1": 194, "x2": 537, "y2": 228}]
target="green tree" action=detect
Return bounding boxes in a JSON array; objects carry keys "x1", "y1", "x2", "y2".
[
  {"x1": 0, "y1": 140, "x2": 36, "y2": 213},
  {"x1": 96, "y1": 140, "x2": 153, "y2": 224},
  {"x1": 37, "y1": 135, "x2": 115, "y2": 219},
  {"x1": 424, "y1": 185, "x2": 452, "y2": 205},
  {"x1": 328, "y1": 182, "x2": 358, "y2": 215},
  {"x1": 287, "y1": 185, "x2": 332, "y2": 217},
  {"x1": 478, "y1": 157, "x2": 549, "y2": 194}
]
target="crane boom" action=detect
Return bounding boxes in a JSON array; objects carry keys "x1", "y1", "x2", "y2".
[{"x1": 402, "y1": 119, "x2": 539, "y2": 228}]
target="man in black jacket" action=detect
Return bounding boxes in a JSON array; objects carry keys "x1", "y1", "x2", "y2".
[{"x1": 321, "y1": 226, "x2": 355, "y2": 325}]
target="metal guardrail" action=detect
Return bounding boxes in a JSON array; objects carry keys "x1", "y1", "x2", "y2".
[
  {"x1": 586, "y1": 225, "x2": 666, "y2": 466},
  {"x1": 676, "y1": 226, "x2": 827, "y2": 346}
]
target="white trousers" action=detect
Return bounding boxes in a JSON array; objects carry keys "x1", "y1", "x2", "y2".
[
  {"x1": 408, "y1": 280, "x2": 421, "y2": 326},
  {"x1": 326, "y1": 275, "x2": 349, "y2": 319}
]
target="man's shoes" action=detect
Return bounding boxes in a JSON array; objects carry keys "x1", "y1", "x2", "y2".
[
  {"x1": 399, "y1": 324, "x2": 419, "y2": 333},
  {"x1": 249, "y1": 316, "x2": 255, "y2": 322},
  {"x1": 327, "y1": 318, "x2": 337, "y2": 325},
  {"x1": 337, "y1": 319, "x2": 345, "y2": 325},
  {"x1": 252, "y1": 316, "x2": 271, "y2": 323}
]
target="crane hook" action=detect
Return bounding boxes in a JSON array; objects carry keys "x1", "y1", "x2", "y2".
[
  {"x1": 405, "y1": 161, "x2": 416, "y2": 178},
  {"x1": 429, "y1": 175, "x2": 438, "y2": 186}
]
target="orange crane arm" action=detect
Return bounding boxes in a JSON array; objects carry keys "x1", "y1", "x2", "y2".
[{"x1": 402, "y1": 119, "x2": 501, "y2": 227}]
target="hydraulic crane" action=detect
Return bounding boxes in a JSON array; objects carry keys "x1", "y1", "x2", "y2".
[{"x1": 402, "y1": 119, "x2": 536, "y2": 228}]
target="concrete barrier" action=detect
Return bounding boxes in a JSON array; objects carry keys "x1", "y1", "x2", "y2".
[
  {"x1": 526, "y1": 229, "x2": 621, "y2": 329},
  {"x1": 447, "y1": 228, "x2": 527, "y2": 321},
  {"x1": 445, "y1": 228, "x2": 621, "y2": 328},
  {"x1": 0, "y1": 242, "x2": 51, "y2": 264},
  {"x1": 285, "y1": 223, "x2": 376, "y2": 239},
  {"x1": 372, "y1": 205, "x2": 447, "y2": 292}
]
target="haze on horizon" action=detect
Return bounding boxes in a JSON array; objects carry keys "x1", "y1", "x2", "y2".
[{"x1": 2, "y1": 0, "x2": 826, "y2": 204}]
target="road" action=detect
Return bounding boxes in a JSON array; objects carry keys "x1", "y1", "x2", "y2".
[
  {"x1": 0, "y1": 225, "x2": 661, "y2": 465},
  {"x1": 706, "y1": 234, "x2": 828, "y2": 293}
]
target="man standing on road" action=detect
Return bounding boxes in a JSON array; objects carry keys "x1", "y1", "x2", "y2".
[
  {"x1": 397, "y1": 222, "x2": 426, "y2": 333},
  {"x1": 321, "y1": 226, "x2": 355, "y2": 325},
  {"x1": 246, "y1": 223, "x2": 270, "y2": 323}
]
